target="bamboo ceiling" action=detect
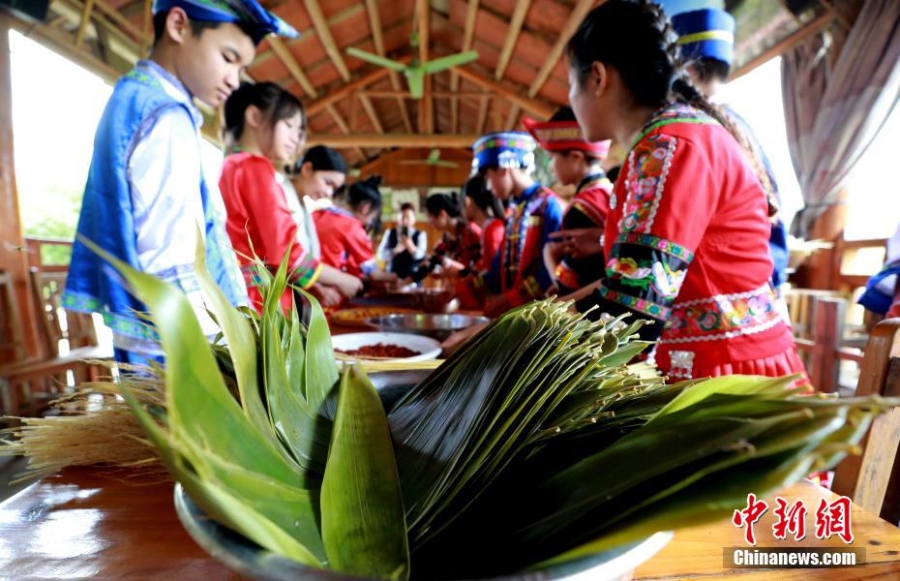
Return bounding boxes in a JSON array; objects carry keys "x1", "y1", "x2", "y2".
[{"x1": 8, "y1": 0, "x2": 846, "y2": 170}]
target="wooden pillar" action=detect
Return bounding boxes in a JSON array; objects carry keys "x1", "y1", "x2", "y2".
[
  {"x1": 0, "y1": 16, "x2": 39, "y2": 360},
  {"x1": 807, "y1": 189, "x2": 849, "y2": 290}
]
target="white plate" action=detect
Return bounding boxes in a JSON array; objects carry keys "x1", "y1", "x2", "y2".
[{"x1": 332, "y1": 332, "x2": 442, "y2": 362}]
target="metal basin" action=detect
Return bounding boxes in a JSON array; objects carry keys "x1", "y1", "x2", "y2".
[
  {"x1": 366, "y1": 313, "x2": 491, "y2": 341},
  {"x1": 172, "y1": 370, "x2": 672, "y2": 581}
]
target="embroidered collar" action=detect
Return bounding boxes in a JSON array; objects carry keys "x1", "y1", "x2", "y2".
[
  {"x1": 136, "y1": 59, "x2": 203, "y2": 129},
  {"x1": 633, "y1": 103, "x2": 717, "y2": 147},
  {"x1": 577, "y1": 172, "x2": 609, "y2": 194}
]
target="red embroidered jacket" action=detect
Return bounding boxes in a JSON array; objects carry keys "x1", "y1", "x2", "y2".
[{"x1": 578, "y1": 104, "x2": 795, "y2": 379}]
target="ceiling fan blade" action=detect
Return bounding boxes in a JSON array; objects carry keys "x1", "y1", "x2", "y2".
[
  {"x1": 346, "y1": 47, "x2": 408, "y2": 72},
  {"x1": 405, "y1": 69, "x2": 425, "y2": 99},
  {"x1": 420, "y1": 51, "x2": 479, "y2": 74}
]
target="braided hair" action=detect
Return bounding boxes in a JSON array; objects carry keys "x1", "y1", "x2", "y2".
[
  {"x1": 566, "y1": 0, "x2": 777, "y2": 217},
  {"x1": 461, "y1": 175, "x2": 506, "y2": 220}
]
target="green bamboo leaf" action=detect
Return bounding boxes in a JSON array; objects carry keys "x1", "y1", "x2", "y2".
[
  {"x1": 263, "y1": 303, "x2": 329, "y2": 476},
  {"x1": 541, "y1": 448, "x2": 819, "y2": 566},
  {"x1": 116, "y1": 381, "x2": 324, "y2": 566},
  {"x1": 296, "y1": 288, "x2": 339, "y2": 411},
  {"x1": 82, "y1": 238, "x2": 305, "y2": 486},
  {"x1": 646, "y1": 374, "x2": 801, "y2": 424},
  {"x1": 322, "y1": 365, "x2": 409, "y2": 580},
  {"x1": 191, "y1": 235, "x2": 282, "y2": 455}
]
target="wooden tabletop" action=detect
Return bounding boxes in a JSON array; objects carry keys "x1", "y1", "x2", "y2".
[
  {"x1": 1, "y1": 468, "x2": 898, "y2": 579},
  {"x1": 633, "y1": 479, "x2": 900, "y2": 580}
]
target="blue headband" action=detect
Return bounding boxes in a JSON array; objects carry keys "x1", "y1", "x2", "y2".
[
  {"x1": 671, "y1": 8, "x2": 735, "y2": 67},
  {"x1": 153, "y1": 0, "x2": 299, "y2": 43},
  {"x1": 471, "y1": 132, "x2": 536, "y2": 173}
]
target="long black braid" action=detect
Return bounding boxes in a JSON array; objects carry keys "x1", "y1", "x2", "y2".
[{"x1": 566, "y1": 0, "x2": 778, "y2": 217}]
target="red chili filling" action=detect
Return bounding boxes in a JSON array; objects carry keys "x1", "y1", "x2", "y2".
[{"x1": 336, "y1": 343, "x2": 421, "y2": 358}]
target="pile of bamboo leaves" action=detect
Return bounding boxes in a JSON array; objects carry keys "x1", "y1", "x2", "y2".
[{"x1": 10, "y1": 243, "x2": 898, "y2": 580}]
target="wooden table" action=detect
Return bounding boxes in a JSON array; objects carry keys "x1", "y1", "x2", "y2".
[
  {"x1": 1, "y1": 469, "x2": 898, "y2": 579},
  {"x1": 633, "y1": 479, "x2": 900, "y2": 580}
]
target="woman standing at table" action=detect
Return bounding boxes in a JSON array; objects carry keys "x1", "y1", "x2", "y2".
[
  {"x1": 219, "y1": 82, "x2": 362, "y2": 310},
  {"x1": 422, "y1": 192, "x2": 483, "y2": 277},
  {"x1": 565, "y1": 0, "x2": 807, "y2": 382},
  {"x1": 315, "y1": 176, "x2": 394, "y2": 283}
]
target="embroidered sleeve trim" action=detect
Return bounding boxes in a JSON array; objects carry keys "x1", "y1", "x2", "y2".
[
  {"x1": 620, "y1": 134, "x2": 676, "y2": 234},
  {"x1": 599, "y1": 286, "x2": 671, "y2": 320},
  {"x1": 616, "y1": 232, "x2": 694, "y2": 262}
]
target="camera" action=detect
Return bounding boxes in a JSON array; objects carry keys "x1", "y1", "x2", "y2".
[{"x1": 400, "y1": 226, "x2": 410, "y2": 237}]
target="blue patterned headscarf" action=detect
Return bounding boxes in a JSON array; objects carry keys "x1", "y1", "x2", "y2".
[
  {"x1": 154, "y1": 0, "x2": 299, "y2": 43},
  {"x1": 671, "y1": 8, "x2": 735, "y2": 67},
  {"x1": 471, "y1": 132, "x2": 537, "y2": 174}
]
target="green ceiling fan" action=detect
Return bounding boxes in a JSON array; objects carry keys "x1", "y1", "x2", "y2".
[
  {"x1": 346, "y1": 32, "x2": 478, "y2": 99},
  {"x1": 400, "y1": 149, "x2": 460, "y2": 169}
]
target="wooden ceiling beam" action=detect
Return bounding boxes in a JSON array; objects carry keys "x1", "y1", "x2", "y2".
[
  {"x1": 416, "y1": 0, "x2": 429, "y2": 64},
  {"x1": 477, "y1": 96, "x2": 490, "y2": 135},
  {"x1": 528, "y1": 0, "x2": 595, "y2": 98},
  {"x1": 364, "y1": 0, "x2": 413, "y2": 133},
  {"x1": 304, "y1": 0, "x2": 351, "y2": 82},
  {"x1": 358, "y1": 94, "x2": 384, "y2": 134},
  {"x1": 253, "y1": 5, "x2": 365, "y2": 68},
  {"x1": 75, "y1": 0, "x2": 95, "y2": 48},
  {"x1": 268, "y1": 36, "x2": 318, "y2": 98},
  {"x1": 308, "y1": 133, "x2": 481, "y2": 148},
  {"x1": 325, "y1": 105, "x2": 366, "y2": 159},
  {"x1": 421, "y1": 74, "x2": 434, "y2": 134},
  {"x1": 730, "y1": 11, "x2": 833, "y2": 81},
  {"x1": 415, "y1": 0, "x2": 433, "y2": 133},
  {"x1": 141, "y1": 0, "x2": 151, "y2": 56},
  {"x1": 54, "y1": 0, "x2": 141, "y2": 62},
  {"x1": 361, "y1": 90, "x2": 489, "y2": 99},
  {"x1": 495, "y1": 0, "x2": 530, "y2": 80},
  {"x1": 452, "y1": 0, "x2": 480, "y2": 134},
  {"x1": 504, "y1": 105, "x2": 521, "y2": 131},
  {"x1": 454, "y1": 66, "x2": 554, "y2": 119},
  {"x1": 306, "y1": 65, "x2": 395, "y2": 115}
]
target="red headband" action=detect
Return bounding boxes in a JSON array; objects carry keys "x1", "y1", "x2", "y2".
[{"x1": 521, "y1": 117, "x2": 611, "y2": 157}]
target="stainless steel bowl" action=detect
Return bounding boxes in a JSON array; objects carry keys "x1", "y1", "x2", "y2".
[
  {"x1": 171, "y1": 370, "x2": 672, "y2": 581},
  {"x1": 174, "y1": 484, "x2": 671, "y2": 581},
  {"x1": 366, "y1": 313, "x2": 491, "y2": 341}
]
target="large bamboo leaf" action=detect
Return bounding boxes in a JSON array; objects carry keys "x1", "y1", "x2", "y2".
[
  {"x1": 296, "y1": 288, "x2": 339, "y2": 411},
  {"x1": 191, "y1": 236, "x2": 283, "y2": 456},
  {"x1": 321, "y1": 366, "x2": 409, "y2": 580},
  {"x1": 116, "y1": 381, "x2": 324, "y2": 566},
  {"x1": 82, "y1": 239, "x2": 305, "y2": 486}
]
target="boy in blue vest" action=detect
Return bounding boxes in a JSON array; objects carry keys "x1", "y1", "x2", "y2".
[{"x1": 63, "y1": 0, "x2": 299, "y2": 365}]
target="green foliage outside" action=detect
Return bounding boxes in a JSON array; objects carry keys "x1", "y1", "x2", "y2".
[{"x1": 20, "y1": 184, "x2": 82, "y2": 266}]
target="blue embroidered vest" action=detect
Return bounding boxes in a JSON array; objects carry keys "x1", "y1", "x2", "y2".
[{"x1": 63, "y1": 65, "x2": 245, "y2": 344}]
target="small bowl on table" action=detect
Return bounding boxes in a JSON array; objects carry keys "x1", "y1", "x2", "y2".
[{"x1": 366, "y1": 313, "x2": 492, "y2": 342}]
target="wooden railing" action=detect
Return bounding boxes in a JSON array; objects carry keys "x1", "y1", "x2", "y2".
[{"x1": 24, "y1": 237, "x2": 72, "y2": 272}]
